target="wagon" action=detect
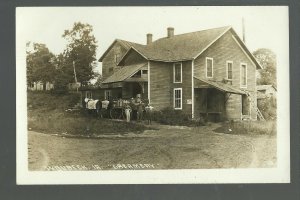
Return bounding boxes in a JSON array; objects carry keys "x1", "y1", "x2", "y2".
[{"x1": 109, "y1": 99, "x2": 131, "y2": 119}]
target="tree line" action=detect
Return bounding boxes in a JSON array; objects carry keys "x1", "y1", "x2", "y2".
[
  {"x1": 26, "y1": 22, "x2": 98, "y2": 91},
  {"x1": 26, "y1": 22, "x2": 277, "y2": 91}
]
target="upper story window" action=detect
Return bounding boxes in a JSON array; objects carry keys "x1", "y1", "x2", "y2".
[
  {"x1": 174, "y1": 88, "x2": 182, "y2": 110},
  {"x1": 114, "y1": 53, "x2": 120, "y2": 64},
  {"x1": 240, "y1": 63, "x2": 247, "y2": 87},
  {"x1": 206, "y1": 57, "x2": 213, "y2": 78},
  {"x1": 173, "y1": 63, "x2": 182, "y2": 83},
  {"x1": 226, "y1": 61, "x2": 233, "y2": 80},
  {"x1": 141, "y1": 70, "x2": 148, "y2": 75}
]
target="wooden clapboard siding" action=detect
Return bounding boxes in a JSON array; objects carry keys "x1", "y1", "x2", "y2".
[
  {"x1": 149, "y1": 60, "x2": 192, "y2": 115},
  {"x1": 149, "y1": 61, "x2": 172, "y2": 109},
  {"x1": 194, "y1": 30, "x2": 257, "y2": 120},
  {"x1": 123, "y1": 49, "x2": 147, "y2": 66},
  {"x1": 102, "y1": 42, "x2": 128, "y2": 80},
  {"x1": 178, "y1": 61, "x2": 192, "y2": 114}
]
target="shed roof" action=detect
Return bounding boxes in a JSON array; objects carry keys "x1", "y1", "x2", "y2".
[
  {"x1": 102, "y1": 63, "x2": 146, "y2": 84},
  {"x1": 256, "y1": 85, "x2": 277, "y2": 91},
  {"x1": 194, "y1": 77, "x2": 246, "y2": 95}
]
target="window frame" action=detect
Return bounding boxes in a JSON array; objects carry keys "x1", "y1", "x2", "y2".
[
  {"x1": 86, "y1": 91, "x2": 93, "y2": 99},
  {"x1": 173, "y1": 62, "x2": 182, "y2": 83},
  {"x1": 114, "y1": 53, "x2": 120, "y2": 64},
  {"x1": 206, "y1": 57, "x2": 214, "y2": 78},
  {"x1": 226, "y1": 61, "x2": 233, "y2": 80},
  {"x1": 104, "y1": 90, "x2": 112, "y2": 101},
  {"x1": 240, "y1": 63, "x2": 247, "y2": 88},
  {"x1": 173, "y1": 88, "x2": 182, "y2": 110},
  {"x1": 141, "y1": 69, "x2": 148, "y2": 75}
]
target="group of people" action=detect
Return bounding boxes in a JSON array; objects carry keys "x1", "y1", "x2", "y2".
[{"x1": 124, "y1": 94, "x2": 154, "y2": 124}]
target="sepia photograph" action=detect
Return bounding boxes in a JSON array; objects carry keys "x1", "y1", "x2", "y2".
[{"x1": 16, "y1": 6, "x2": 290, "y2": 184}]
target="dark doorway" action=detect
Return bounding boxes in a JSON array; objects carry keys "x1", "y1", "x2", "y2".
[
  {"x1": 242, "y1": 94, "x2": 250, "y2": 115},
  {"x1": 132, "y1": 82, "x2": 142, "y2": 98}
]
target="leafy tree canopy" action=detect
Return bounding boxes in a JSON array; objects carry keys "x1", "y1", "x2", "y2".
[
  {"x1": 26, "y1": 42, "x2": 56, "y2": 84},
  {"x1": 61, "y1": 22, "x2": 98, "y2": 86},
  {"x1": 253, "y1": 48, "x2": 277, "y2": 88}
]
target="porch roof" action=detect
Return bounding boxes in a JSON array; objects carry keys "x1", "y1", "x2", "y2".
[
  {"x1": 102, "y1": 63, "x2": 147, "y2": 84},
  {"x1": 194, "y1": 77, "x2": 246, "y2": 95}
]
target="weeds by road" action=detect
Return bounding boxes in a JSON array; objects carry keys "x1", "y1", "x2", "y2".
[{"x1": 28, "y1": 91, "x2": 153, "y2": 135}]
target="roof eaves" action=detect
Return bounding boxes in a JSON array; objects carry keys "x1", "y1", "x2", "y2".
[
  {"x1": 229, "y1": 29, "x2": 263, "y2": 70},
  {"x1": 98, "y1": 39, "x2": 136, "y2": 62},
  {"x1": 194, "y1": 77, "x2": 246, "y2": 95}
]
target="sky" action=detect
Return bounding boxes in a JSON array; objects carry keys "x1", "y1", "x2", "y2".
[{"x1": 16, "y1": 6, "x2": 289, "y2": 76}]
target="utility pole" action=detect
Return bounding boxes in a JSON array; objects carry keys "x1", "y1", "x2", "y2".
[
  {"x1": 242, "y1": 17, "x2": 246, "y2": 43},
  {"x1": 73, "y1": 61, "x2": 79, "y2": 92}
]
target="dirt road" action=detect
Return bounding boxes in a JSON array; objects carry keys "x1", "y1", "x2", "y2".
[{"x1": 28, "y1": 124, "x2": 276, "y2": 170}]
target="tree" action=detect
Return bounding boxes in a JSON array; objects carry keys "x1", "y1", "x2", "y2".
[
  {"x1": 61, "y1": 22, "x2": 98, "y2": 86},
  {"x1": 26, "y1": 42, "x2": 56, "y2": 88},
  {"x1": 253, "y1": 48, "x2": 277, "y2": 88},
  {"x1": 94, "y1": 73, "x2": 104, "y2": 87}
]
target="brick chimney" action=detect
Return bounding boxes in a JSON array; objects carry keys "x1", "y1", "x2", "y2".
[
  {"x1": 167, "y1": 27, "x2": 174, "y2": 38},
  {"x1": 146, "y1": 33, "x2": 153, "y2": 45}
]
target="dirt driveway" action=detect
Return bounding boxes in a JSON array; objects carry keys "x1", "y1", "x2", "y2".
[{"x1": 28, "y1": 123, "x2": 276, "y2": 171}]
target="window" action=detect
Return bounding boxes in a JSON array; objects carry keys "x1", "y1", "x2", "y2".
[
  {"x1": 174, "y1": 88, "x2": 182, "y2": 109},
  {"x1": 226, "y1": 61, "x2": 233, "y2": 80},
  {"x1": 114, "y1": 53, "x2": 120, "y2": 64},
  {"x1": 206, "y1": 57, "x2": 213, "y2": 78},
  {"x1": 86, "y1": 91, "x2": 92, "y2": 99},
  {"x1": 240, "y1": 63, "x2": 247, "y2": 87},
  {"x1": 173, "y1": 63, "x2": 182, "y2": 83},
  {"x1": 105, "y1": 90, "x2": 112, "y2": 100},
  {"x1": 142, "y1": 70, "x2": 148, "y2": 75}
]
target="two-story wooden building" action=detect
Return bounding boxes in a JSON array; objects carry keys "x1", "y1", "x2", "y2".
[{"x1": 95, "y1": 26, "x2": 262, "y2": 121}]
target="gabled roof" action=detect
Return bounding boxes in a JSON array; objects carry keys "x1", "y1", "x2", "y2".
[
  {"x1": 132, "y1": 26, "x2": 231, "y2": 62},
  {"x1": 194, "y1": 77, "x2": 246, "y2": 95},
  {"x1": 98, "y1": 39, "x2": 144, "y2": 62},
  {"x1": 99, "y1": 26, "x2": 262, "y2": 69},
  {"x1": 102, "y1": 63, "x2": 146, "y2": 84},
  {"x1": 116, "y1": 26, "x2": 262, "y2": 69}
]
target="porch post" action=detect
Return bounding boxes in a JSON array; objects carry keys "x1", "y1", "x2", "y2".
[
  {"x1": 148, "y1": 61, "x2": 151, "y2": 104},
  {"x1": 192, "y1": 60, "x2": 194, "y2": 118}
]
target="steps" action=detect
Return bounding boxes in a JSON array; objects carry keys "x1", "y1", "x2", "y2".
[{"x1": 243, "y1": 90, "x2": 265, "y2": 121}]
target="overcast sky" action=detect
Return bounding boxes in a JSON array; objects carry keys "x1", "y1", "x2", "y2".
[{"x1": 17, "y1": 6, "x2": 289, "y2": 75}]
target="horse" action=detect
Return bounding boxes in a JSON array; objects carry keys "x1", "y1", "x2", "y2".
[{"x1": 84, "y1": 98, "x2": 112, "y2": 118}]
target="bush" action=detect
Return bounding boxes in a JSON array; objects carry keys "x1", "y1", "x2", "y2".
[
  {"x1": 28, "y1": 91, "x2": 81, "y2": 111},
  {"x1": 151, "y1": 107, "x2": 205, "y2": 126},
  {"x1": 214, "y1": 120, "x2": 276, "y2": 135},
  {"x1": 257, "y1": 96, "x2": 277, "y2": 120}
]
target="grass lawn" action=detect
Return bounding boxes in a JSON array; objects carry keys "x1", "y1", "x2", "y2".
[{"x1": 27, "y1": 91, "x2": 153, "y2": 135}]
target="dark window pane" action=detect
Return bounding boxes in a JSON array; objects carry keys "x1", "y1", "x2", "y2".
[
  {"x1": 207, "y1": 59, "x2": 213, "y2": 77},
  {"x1": 174, "y1": 64, "x2": 181, "y2": 82}
]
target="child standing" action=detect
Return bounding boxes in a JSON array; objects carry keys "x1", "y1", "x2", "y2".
[{"x1": 124, "y1": 104, "x2": 132, "y2": 122}]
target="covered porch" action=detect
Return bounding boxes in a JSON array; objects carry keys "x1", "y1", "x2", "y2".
[
  {"x1": 194, "y1": 77, "x2": 247, "y2": 122},
  {"x1": 101, "y1": 63, "x2": 149, "y2": 100}
]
